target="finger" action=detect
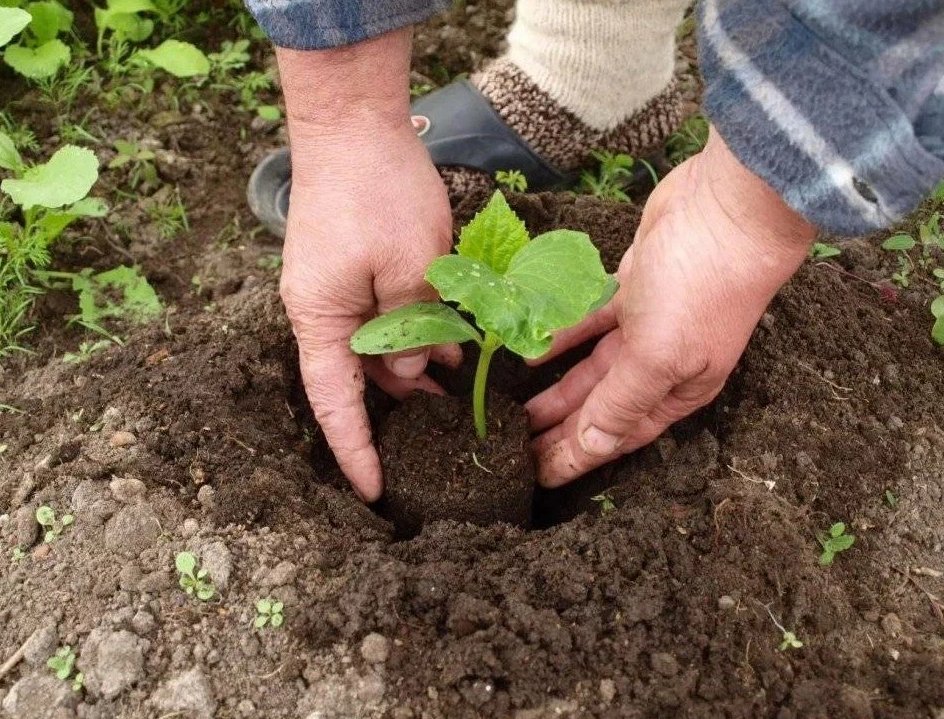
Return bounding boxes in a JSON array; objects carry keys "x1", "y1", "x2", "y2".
[
  {"x1": 293, "y1": 314, "x2": 383, "y2": 503},
  {"x1": 430, "y1": 342, "x2": 463, "y2": 369},
  {"x1": 525, "y1": 330, "x2": 622, "y2": 432},
  {"x1": 526, "y1": 303, "x2": 619, "y2": 367},
  {"x1": 363, "y1": 356, "x2": 445, "y2": 399},
  {"x1": 533, "y1": 406, "x2": 666, "y2": 488},
  {"x1": 383, "y1": 349, "x2": 430, "y2": 379}
]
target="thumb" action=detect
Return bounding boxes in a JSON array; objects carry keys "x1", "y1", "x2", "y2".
[{"x1": 573, "y1": 346, "x2": 674, "y2": 457}]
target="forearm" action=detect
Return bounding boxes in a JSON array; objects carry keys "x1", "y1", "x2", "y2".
[
  {"x1": 698, "y1": 0, "x2": 944, "y2": 235},
  {"x1": 276, "y1": 28, "x2": 415, "y2": 182}
]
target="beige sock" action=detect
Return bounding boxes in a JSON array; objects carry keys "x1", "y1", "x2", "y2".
[{"x1": 506, "y1": 0, "x2": 690, "y2": 131}]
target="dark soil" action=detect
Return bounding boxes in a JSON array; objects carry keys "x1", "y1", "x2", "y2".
[
  {"x1": 2, "y1": 4, "x2": 944, "y2": 719},
  {"x1": 379, "y1": 391, "x2": 534, "y2": 538}
]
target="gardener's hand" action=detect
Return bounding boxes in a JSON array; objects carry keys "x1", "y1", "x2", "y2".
[
  {"x1": 277, "y1": 31, "x2": 458, "y2": 502},
  {"x1": 527, "y1": 131, "x2": 816, "y2": 487}
]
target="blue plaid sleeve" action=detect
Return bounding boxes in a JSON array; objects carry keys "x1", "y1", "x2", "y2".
[
  {"x1": 244, "y1": 0, "x2": 452, "y2": 50},
  {"x1": 698, "y1": 0, "x2": 944, "y2": 235}
]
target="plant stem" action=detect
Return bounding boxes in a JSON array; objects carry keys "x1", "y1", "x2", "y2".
[{"x1": 473, "y1": 333, "x2": 501, "y2": 440}]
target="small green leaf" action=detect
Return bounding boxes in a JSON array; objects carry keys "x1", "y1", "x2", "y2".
[
  {"x1": 0, "y1": 130, "x2": 22, "y2": 172},
  {"x1": 44, "y1": 529, "x2": 56, "y2": 543},
  {"x1": 810, "y1": 242, "x2": 841, "y2": 259},
  {"x1": 882, "y1": 234, "x2": 916, "y2": 252},
  {"x1": 196, "y1": 585, "x2": 215, "y2": 601},
  {"x1": 829, "y1": 522, "x2": 845, "y2": 538},
  {"x1": 35, "y1": 505, "x2": 55, "y2": 526},
  {"x1": 71, "y1": 265, "x2": 163, "y2": 326},
  {"x1": 931, "y1": 295, "x2": 944, "y2": 319},
  {"x1": 137, "y1": 39, "x2": 209, "y2": 77},
  {"x1": 351, "y1": 302, "x2": 482, "y2": 355},
  {"x1": 256, "y1": 598, "x2": 271, "y2": 614},
  {"x1": 25, "y1": 1, "x2": 73, "y2": 43},
  {"x1": 0, "y1": 7, "x2": 30, "y2": 48},
  {"x1": 1, "y1": 145, "x2": 98, "y2": 210},
  {"x1": 270, "y1": 613, "x2": 283, "y2": 628},
  {"x1": 825, "y1": 534, "x2": 855, "y2": 553},
  {"x1": 255, "y1": 105, "x2": 281, "y2": 121},
  {"x1": 61, "y1": 514, "x2": 73, "y2": 526},
  {"x1": 253, "y1": 615, "x2": 268, "y2": 629},
  {"x1": 175, "y1": 551, "x2": 196, "y2": 575},
  {"x1": 196, "y1": 568, "x2": 207, "y2": 579},
  {"x1": 457, "y1": 190, "x2": 530, "y2": 274},
  {"x1": 4, "y1": 37, "x2": 69, "y2": 78},
  {"x1": 933, "y1": 316, "x2": 944, "y2": 346},
  {"x1": 104, "y1": 0, "x2": 155, "y2": 14},
  {"x1": 271, "y1": 601, "x2": 283, "y2": 614},
  {"x1": 99, "y1": 11, "x2": 153, "y2": 41}
]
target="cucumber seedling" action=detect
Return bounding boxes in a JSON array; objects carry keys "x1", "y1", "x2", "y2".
[{"x1": 351, "y1": 191, "x2": 616, "y2": 438}]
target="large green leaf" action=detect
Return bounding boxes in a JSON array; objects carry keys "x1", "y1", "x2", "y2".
[
  {"x1": 1, "y1": 145, "x2": 98, "y2": 209},
  {"x1": 0, "y1": 6, "x2": 30, "y2": 47},
  {"x1": 4, "y1": 37, "x2": 69, "y2": 78},
  {"x1": 882, "y1": 234, "x2": 916, "y2": 252},
  {"x1": 932, "y1": 316, "x2": 944, "y2": 346},
  {"x1": 0, "y1": 130, "x2": 22, "y2": 172},
  {"x1": 456, "y1": 190, "x2": 529, "y2": 274},
  {"x1": 137, "y1": 39, "x2": 209, "y2": 77},
  {"x1": 427, "y1": 229, "x2": 610, "y2": 358},
  {"x1": 351, "y1": 302, "x2": 481, "y2": 355},
  {"x1": 37, "y1": 197, "x2": 108, "y2": 241},
  {"x1": 25, "y1": 1, "x2": 72, "y2": 43}
]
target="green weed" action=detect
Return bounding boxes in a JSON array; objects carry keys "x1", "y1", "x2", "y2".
[
  {"x1": 63, "y1": 339, "x2": 113, "y2": 364},
  {"x1": 810, "y1": 242, "x2": 841, "y2": 260},
  {"x1": 495, "y1": 170, "x2": 527, "y2": 193},
  {"x1": 35, "y1": 505, "x2": 74, "y2": 542},
  {"x1": 109, "y1": 139, "x2": 158, "y2": 190},
  {"x1": 591, "y1": 492, "x2": 616, "y2": 514},
  {"x1": 666, "y1": 114, "x2": 709, "y2": 166},
  {"x1": 817, "y1": 522, "x2": 855, "y2": 566},
  {"x1": 254, "y1": 598, "x2": 285, "y2": 629},
  {"x1": 47, "y1": 646, "x2": 83, "y2": 691},
  {"x1": 175, "y1": 551, "x2": 216, "y2": 601}
]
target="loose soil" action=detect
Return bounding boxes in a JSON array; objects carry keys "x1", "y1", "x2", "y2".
[{"x1": 2, "y1": 3, "x2": 943, "y2": 719}]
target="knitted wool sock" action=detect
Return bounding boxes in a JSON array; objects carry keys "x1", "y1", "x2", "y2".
[{"x1": 438, "y1": 0, "x2": 690, "y2": 197}]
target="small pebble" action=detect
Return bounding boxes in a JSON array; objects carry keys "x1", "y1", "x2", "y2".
[
  {"x1": 360, "y1": 633, "x2": 390, "y2": 664},
  {"x1": 197, "y1": 485, "x2": 216, "y2": 511},
  {"x1": 717, "y1": 595, "x2": 736, "y2": 611},
  {"x1": 881, "y1": 612, "x2": 903, "y2": 637},
  {"x1": 650, "y1": 652, "x2": 679, "y2": 677},
  {"x1": 109, "y1": 431, "x2": 137, "y2": 448},
  {"x1": 181, "y1": 518, "x2": 200, "y2": 538},
  {"x1": 110, "y1": 477, "x2": 146, "y2": 504},
  {"x1": 599, "y1": 678, "x2": 616, "y2": 704}
]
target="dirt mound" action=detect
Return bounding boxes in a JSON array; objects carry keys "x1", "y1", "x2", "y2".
[{"x1": 3, "y1": 188, "x2": 943, "y2": 718}]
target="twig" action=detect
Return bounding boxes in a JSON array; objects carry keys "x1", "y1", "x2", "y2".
[
  {"x1": 0, "y1": 639, "x2": 27, "y2": 680},
  {"x1": 796, "y1": 360, "x2": 853, "y2": 400}
]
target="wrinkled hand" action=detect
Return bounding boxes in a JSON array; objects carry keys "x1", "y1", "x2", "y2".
[
  {"x1": 280, "y1": 126, "x2": 459, "y2": 502},
  {"x1": 526, "y1": 132, "x2": 816, "y2": 487}
]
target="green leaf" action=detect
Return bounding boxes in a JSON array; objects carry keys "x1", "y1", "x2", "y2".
[
  {"x1": 1, "y1": 145, "x2": 98, "y2": 209},
  {"x1": 99, "y1": 11, "x2": 152, "y2": 41},
  {"x1": 175, "y1": 551, "x2": 196, "y2": 576},
  {"x1": 255, "y1": 105, "x2": 281, "y2": 121},
  {"x1": 196, "y1": 586, "x2": 215, "y2": 601},
  {"x1": 0, "y1": 130, "x2": 22, "y2": 171},
  {"x1": 104, "y1": 0, "x2": 155, "y2": 13},
  {"x1": 825, "y1": 534, "x2": 855, "y2": 553},
  {"x1": 0, "y1": 7, "x2": 30, "y2": 48},
  {"x1": 25, "y1": 1, "x2": 72, "y2": 43},
  {"x1": 61, "y1": 514, "x2": 73, "y2": 526},
  {"x1": 427, "y1": 229, "x2": 609, "y2": 358},
  {"x1": 809, "y1": 242, "x2": 841, "y2": 259},
  {"x1": 829, "y1": 522, "x2": 845, "y2": 538},
  {"x1": 933, "y1": 316, "x2": 944, "y2": 346},
  {"x1": 351, "y1": 302, "x2": 481, "y2": 355},
  {"x1": 253, "y1": 615, "x2": 268, "y2": 629},
  {"x1": 37, "y1": 198, "x2": 108, "y2": 242},
  {"x1": 137, "y1": 39, "x2": 209, "y2": 77},
  {"x1": 588, "y1": 274, "x2": 619, "y2": 313},
  {"x1": 71, "y1": 265, "x2": 162, "y2": 326},
  {"x1": 270, "y1": 613, "x2": 283, "y2": 628},
  {"x1": 4, "y1": 37, "x2": 69, "y2": 78},
  {"x1": 456, "y1": 190, "x2": 530, "y2": 274},
  {"x1": 35, "y1": 505, "x2": 55, "y2": 526},
  {"x1": 272, "y1": 601, "x2": 283, "y2": 614},
  {"x1": 931, "y1": 295, "x2": 944, "y2": 319},
  {"x1": 882, "y1": 234, "x2": 916, "y2": 252},
  {"x1": 256, "y1": 598, "x2": 271, "y2": 614}
]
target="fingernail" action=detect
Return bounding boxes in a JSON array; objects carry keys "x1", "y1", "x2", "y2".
[
  {"x1": 579, "y1": 426, "x2": 621, "y2": 456},
  {"x1": 390, "y1": 353, "x2": 427, "y2": 378}
]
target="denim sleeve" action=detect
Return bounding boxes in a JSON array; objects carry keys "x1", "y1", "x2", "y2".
[
  {"x1": 244, "y1": 0, "x2": 452, "y2": 50},
  {"x1": 698, "y1": 0, "x2": 944, "y2": 235}
]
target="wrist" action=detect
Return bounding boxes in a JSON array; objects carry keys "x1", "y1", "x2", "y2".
[
  {"x1": 696, "y1": 129, "x2": 816, "y2": 261},
  {"x1": 276, "y1": 28, "x2": 415, "y2": 149}
]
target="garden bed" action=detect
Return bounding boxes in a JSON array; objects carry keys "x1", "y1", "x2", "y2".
[{"x1": 1, "y1": 3, "x2": 943, "y2": 719}]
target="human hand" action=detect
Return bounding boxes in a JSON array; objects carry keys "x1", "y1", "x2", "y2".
[
  {"x1": 526, "y1": 131, "x2": 816, "y2": 487},
  {"x1": 276, "y1": 35, "x2": 459, "y2": 502}
]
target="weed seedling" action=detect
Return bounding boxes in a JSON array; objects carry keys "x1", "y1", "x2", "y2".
[
  {"x1": 810, "y1": 242, "x2": 841, "y2": 260},
  {"x1": 759, "y1": 603, "x2": 803, "y2": 652},
  {"x1": 175, "y1": 551, "x2": 215, "y2": 601},
  {"x1": 591, "y1": 492, "x2": 616, "y2": 514},
  {"x1": 35, "y1": 505, "x2": 74, "y2": 543},
  {"x1": 579, "y1": 150, "x2": 634, "y2": 202},
  {"x1": 884, "y1": 489, "x2": 899, "y2": 509},
  {"x1": 47, "y1": 646, "x2": 83, "y2": 690},
  {"x1": 254, "y1": 598, "x2": 284, "y2": 629},
  {"x1": 63, "y1": 339, "x2": 113, "y2": 364},
  {"x1": 351, "y1": 191, "x2": 615, "y2": 438},
  {"x1": 666, "y1": 114, "x2": 709, "y2": 166},
  {"x1": 817, "y1": 522, "x2": 855, "y2": 566},
  {"x1": 109, "y1": 139, "x2": 157, "y2": 190},
  {"x1": 495, "y1": 170, "x2": 527, "y2": 193},
  {"x1": 10, "y1": 546, "x2": 25, "y2": 563}
]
